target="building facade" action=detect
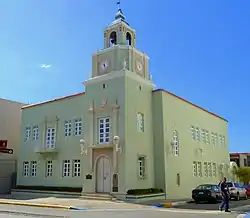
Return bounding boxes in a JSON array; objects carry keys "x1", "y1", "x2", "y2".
[
  {"x1": 0, "y1": 98, "x2": 25, "y2": 193},
  {"x1": 17, "y1": 9, "x2": 230, "y2": 199},
  {"x1": 230, "y1": 153, "x2": 250, "y2": 167}
]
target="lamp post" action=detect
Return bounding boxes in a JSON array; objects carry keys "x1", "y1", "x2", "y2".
[
  {"x1": 80, "y1": 139, "x2": 88, "y2": 155},
  {"x1": 113, "y1": 136, "x2": 121, "y2": 153}
]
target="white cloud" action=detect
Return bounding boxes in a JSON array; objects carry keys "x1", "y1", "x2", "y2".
[{"x1": 40, "y1": 64, "x2": 51, "y2": 69}]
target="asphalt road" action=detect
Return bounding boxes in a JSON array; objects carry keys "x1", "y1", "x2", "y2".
[
  {"x1": 0, "y1": 204, "x2": 244, "y2": 218},
  {"x1": 172, "y1": 199, "x2": 250, "y2": 213}
]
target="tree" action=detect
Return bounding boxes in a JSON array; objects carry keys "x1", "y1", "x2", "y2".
[{"x1": 233, "y1": 167, "x2": 250, "y2": 184}]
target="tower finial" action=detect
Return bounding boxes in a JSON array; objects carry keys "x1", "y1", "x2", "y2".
[{"x1": 117, "y1": 0, "x2": 121, "y2": 10}]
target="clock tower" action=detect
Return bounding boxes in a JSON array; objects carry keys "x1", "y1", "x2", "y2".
[
  {"x1": 91, "y1": 7, "x2": 152, "y2": 82},
  {"x1": 84, "y1": 5, "x2": 155, "y2": 194}
]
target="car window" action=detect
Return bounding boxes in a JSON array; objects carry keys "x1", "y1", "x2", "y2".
[
  {"x1": 234, "y1": 183, "x2": 241, "y2": 188},
  {"x1": 213, "y1": 185, "x2": 220, "y2": 191},
  {"x1": 227, "y1": 182, "x2": 233, "y2": 187},
  {"x1": 196, "y1": 185, "x2": 212, "y2": 190}
]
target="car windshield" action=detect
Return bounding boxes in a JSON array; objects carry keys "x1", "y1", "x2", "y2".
[
  {"x1": 227, "y1": 182, "x2": 233, "y2": 187},
  {"x1": 196, "y1": 185, "x2": 213, "y2": 190}
]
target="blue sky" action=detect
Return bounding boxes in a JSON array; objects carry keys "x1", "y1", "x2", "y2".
[{"x1": 0, "y1": 0, "x2": 249, "y2": 152}]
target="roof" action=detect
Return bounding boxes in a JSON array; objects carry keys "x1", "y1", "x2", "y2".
[
  {"x1": 230, "y1": 152, "x2": 250, "y2": 157},
  {"x1": 22, "y1": 92, "x2": 85, "y2": 109},
  {"x1": 21, "y1": 88, "x2": 227, "y2": 123},
  {"x1": 153, "y1": 89, "x2": 228, "y2": 122}
]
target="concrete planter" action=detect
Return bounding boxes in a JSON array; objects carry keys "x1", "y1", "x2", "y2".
[{"x1": 125, "y1": 193, "x2": 166, "y2": 203}]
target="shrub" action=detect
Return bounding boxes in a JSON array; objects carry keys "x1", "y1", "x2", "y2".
[
  {"x1": 15, "y1": 186, "x2": 82, "y2": 193},
  {"x1": 127, "y1": 188, "x2": 164, "y2": 195}
]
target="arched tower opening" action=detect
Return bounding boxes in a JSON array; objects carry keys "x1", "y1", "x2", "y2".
[
  {"x1": 126, "y1": 32, "x2": 132, "y2": 45},
  {"x1": 109, "y1": 31, "x2": 117, "y2": 47}
]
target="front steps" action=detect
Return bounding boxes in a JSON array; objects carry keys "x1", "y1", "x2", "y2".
[{"x1": 81, "y1": 193, "x2": 117, "y2": 201}]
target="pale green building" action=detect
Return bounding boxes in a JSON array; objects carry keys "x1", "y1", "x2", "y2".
[{"x1": 17, "y1": 8, "x2": 229, "y2": 200}]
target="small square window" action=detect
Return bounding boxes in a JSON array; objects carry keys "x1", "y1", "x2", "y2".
[{"x1": 103, "y1": 84, "x2": 107, "y2": 89}]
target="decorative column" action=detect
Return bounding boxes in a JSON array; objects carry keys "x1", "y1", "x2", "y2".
[
  {"x1": 88, "y1": 101, "x2": 95, "y2": 172},
  {"x1": 112, "y1": 105, "x2": 119, "y2": 172}
]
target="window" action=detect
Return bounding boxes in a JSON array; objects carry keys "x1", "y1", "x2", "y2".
[
  {"x1": 195, "y1": 127, "x2": 200, "y2": 141},
  {"x1": 190, "y1": 126, "x2": 196, "y2": 140},
  {"x1": 204, "y1": 162, "x2": 208, "y2": 177},
  {"x1": 63, "y1": 160, "x2": 70, "y2": 177},
  {"x1": 137, "y1": 113, "x2": 145, "y2": 132},
  {"x1": 222, "y1": 136, "x2": 226, "y2": 146},
  {"x1": 197, "y1": 162, "x2": 202, "y2": 177},
  {"x1": 46, "y1": 160, "x2": 53, "y2": 177},
  {"x1": 211, "y1": 132, "x2": 215, "y2": 145},
  {"x1": 214, "y1": 133, "x2": 218, "y2": 145},
  {"x1": 102, "y1": 84, "x2": 107, "y2": 89},
  {"x1": 32, "y1": 126, "x2": 39, "y2": 141},
  {"x1": 73, "y1": 160, "x2": 81, "y2": 177},
  {"x1": 24, "y1": 126, "x2": 31, "y2": 141},
  {"x1": 98, "y1": 117, "x2": 110, "y2": 144},
  {"x1": 205, "y1": 130, "x2": 210, "y2": 144},
  {"x1": 31, "y1": 161, "x2": 37, "y2": 177},
  {"x1": 45, "y1": 128, "x2": 55, "y2": 148},
  {"x1": 219, "y1": 135, "x2": 223, "y2": 145},
  {"x1": 64, "y1": 120, "x2": 72, "y2": 137},
  {"x1": 173, "y1": 130, "x2": 179, "y2": 156},
  {"x1": 23, "y1": 161, "x2": 29, "y2": 177},
  {"x1": 75, "y1": 119, "x2": 82, "y2": 136},
  {"x1": 138, "y1": 156, "x2": 146, "y2": 179},
  {"x1": 193, "y1": 161, "x2": 197, "y2": 177},
  {"x1": 208, "y1": 162, "x2": 212, "y2": 177},
  {"x1": 201, "y1": 129, "x2": 206, "y2": 143},
  {"x1": 212, "y1": 163, "x2": 217, "y2": 177}
]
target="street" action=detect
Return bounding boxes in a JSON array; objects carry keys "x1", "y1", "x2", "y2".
[
  {"x1": 172, "y1": 199, "x2": 250, "y2": 214},
  {"x1": 0, "y1": 204, "x2": 245, "y2": 218}
]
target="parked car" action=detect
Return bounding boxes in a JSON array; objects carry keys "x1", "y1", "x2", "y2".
[
  {"x1": 192, "y1": 184, "x2": 222, "y2": 203},
  {"x1": 227, "y1": 182, "x2": 248, "y2": 201},
  {"x1": 243, "y1": 185, "x2": 250, "y2": 198}
]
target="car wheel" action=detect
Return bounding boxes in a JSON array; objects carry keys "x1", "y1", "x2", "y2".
[{"x1": 236, "y1": 193, "x2": 240, "y2": 201}]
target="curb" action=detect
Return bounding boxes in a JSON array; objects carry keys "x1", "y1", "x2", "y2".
[
  {"x1": 152, "y1": 201, "x2": 187, "y2": 208},
  {"x1": 0, "y1": 201, "x2": 87, "y2": 210}
]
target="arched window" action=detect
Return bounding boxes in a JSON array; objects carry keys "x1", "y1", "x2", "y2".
[
  {"x1": 109, "y1": 31, "x2": 117, "y2": 47},
  {"x1": 172, "y1": 130, "x2": 179, "y2": 156},
  {"x1": 126, "y1": 32, "x2": 132, "y2": 45}
]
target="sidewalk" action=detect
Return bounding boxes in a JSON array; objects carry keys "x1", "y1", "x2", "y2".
[{"x1": 0, "y1": 195, "x2": 151, "y2": 210}]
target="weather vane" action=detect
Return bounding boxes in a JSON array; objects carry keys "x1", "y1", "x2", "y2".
[{"x1": 117, "y1": 0, "x2": 121, "y2": 9}]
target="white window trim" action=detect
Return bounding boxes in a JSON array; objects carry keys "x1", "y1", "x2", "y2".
[
  {"x1": 193, "y1": 161, "x2": 197, "y2": 177},
  {"x1": 23, "y1": 161, "x2": 29, "y2": 177},
  {"x1": 63, "y1": 160, "x2": 71, "y2": 177},
  {"x1": 46, "y1": 160, "x2": 53, "y2": 177},
  {"x1": 73, "y1": 160, "x2": 81, "y2": 177},
  {"x1": 24, "y1": 126, "x2": 31, "y2": 142},
  {"x1": 172, "y1": 130, "x2": 179, "y2": 156},
  {"x1": 137, "y1": 112, "x2": 145, "y2": 132},
  {"x1": 64, "y1": 120, "x2": 72, "y2": 137},
  {"x1": 45, "y1": 127, "x2": 55, "y2": 149},
  {"x1": 138, "y1": 155, "x2": 147, "y2": 179},
  {"x1": 204, "y1": 162, "x2": 208, "y2": 177},
  {"x1": 30, "y1": 161, "x2": 37, "y2": 177},
  {"x1": 197, "y1": 162, "x2": 202, "y2": 177},
  {"x1": 98, "y1": 117, "x2": 111, "y2": 144},
  {"x1": 74, "y1": 119, "x2": 82, "y2": 136},
  {"x1": 32, "y1": 126, "x2": 39, "y2": 141}
]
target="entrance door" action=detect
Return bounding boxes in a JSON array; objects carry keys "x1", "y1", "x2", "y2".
[{"x1": 96, "y1": 156, "x2": 111, "y2": 193}]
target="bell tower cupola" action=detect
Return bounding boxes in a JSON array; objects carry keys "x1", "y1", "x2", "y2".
[{"x1": 104, "y1": 2, "x2": 136, "y2": 48}]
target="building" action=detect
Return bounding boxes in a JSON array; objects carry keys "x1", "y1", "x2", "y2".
[
  {"x1": 16, "y1": 8, "x2": 230, "y2": 200},
  {"x1": 0, "y1": 98, "x2": 25, "y2": 194},
  {"x1": 230, "y1": 153, "x2": 250, "y2": 167}
]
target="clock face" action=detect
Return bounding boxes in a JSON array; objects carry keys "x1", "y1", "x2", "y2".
[
  {"x1": 100, "y1": 60, "x2": 109, "y2": 72},
  {"x1": 137, "y1": 62, "x2": 142, "y2": 71}
]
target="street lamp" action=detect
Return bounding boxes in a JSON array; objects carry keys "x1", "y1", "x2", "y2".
[
  {"x1": 113, "y1": 136, "x2": 121, "y2": 153},
  {"x1": 80, "y1": 139, "x2": 88, "y2": 155}
]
